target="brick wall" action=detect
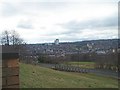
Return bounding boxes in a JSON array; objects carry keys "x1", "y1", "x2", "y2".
[
  {"x1": 2, "y1": 58, "x2": 19, "y2": 88},
  {"x1": 2, "y1": 46, "x2": 19, "y2": 89}
]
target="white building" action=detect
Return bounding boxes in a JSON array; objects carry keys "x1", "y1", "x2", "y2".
[
  {"x1": 87, "y1": 43, "x2": 92, "y2": 49},
  {"x1": 54, "y1": 39, "x2": 59, "y2": 45},
  {"x1": 96, "y1": 50, "x2": 106, "y2": 54}
]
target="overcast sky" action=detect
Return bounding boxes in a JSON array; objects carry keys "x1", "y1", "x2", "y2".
[{"x1": 0, "y1": 0, "x2": 119, "y2": 44}]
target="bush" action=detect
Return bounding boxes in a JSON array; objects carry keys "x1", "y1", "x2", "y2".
[{"x1": 38, "y1": 54, "x2": 46, "y2": 63}]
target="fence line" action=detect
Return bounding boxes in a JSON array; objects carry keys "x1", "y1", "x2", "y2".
[{"x1": 53, "y1": 64, "x2": 88, "y2": 73}]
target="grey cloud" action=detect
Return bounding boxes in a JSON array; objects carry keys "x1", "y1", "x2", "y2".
[
  {"x1": 16, "y1": 2, "x2": 68, "y2": 12},
  {"x1": 61, "y1": 14, "x2": 117, "y2": 31},
  {"x1": 34, "y1": 2, "x2": 68, "y2": 10},
  {"x1": 1, "y1": 2, "x2": 69, "y2": 17},
  {"x1": 52, "y1": 14, "x2": 117, "y2": 40},
  {"x1": 40, "y1": 27, "x2": 46, "y2": 29},
  {"x1": 1, "y1": 3, "x2": 19, "y2": 17},
  {"x1": 17, "y1": 21, "x2": 33, "y2": 29}
]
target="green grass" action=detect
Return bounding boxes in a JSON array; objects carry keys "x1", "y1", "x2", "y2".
[
  {"x1": 64, "y1": 62, "x2": 95, "y2": 69},
  {"x1": 20, "y1": 63, "x2": 118, "y2": 88}
]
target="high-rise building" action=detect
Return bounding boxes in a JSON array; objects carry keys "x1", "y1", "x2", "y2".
[{"x1": 54, "y1": 39, "x2": 59, "y2": 45}]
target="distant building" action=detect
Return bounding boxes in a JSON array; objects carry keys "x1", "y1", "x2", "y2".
[
  {"x1": 44, "y1": 43, "x2": 53, "y2": 45},
  {"x1": 87, "y1": 43, "x2": 92, "y2": 49},
  {"x1": 112, "y1": 49, "x2": 115, "y2": 53},
  {"x1": 54, "y1": 39, "x2": 59, "y2": 45},
  {"x1": 96, "y1": 50, "x2": 106, "y2": 54}
]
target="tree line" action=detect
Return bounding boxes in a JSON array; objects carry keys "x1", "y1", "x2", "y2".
[
  {"x1": 37, "y1": 52, "x2": 119, "y2": 72},
  {"x1": 1, "y1": 30, "x2": 25, "y2": 45}
]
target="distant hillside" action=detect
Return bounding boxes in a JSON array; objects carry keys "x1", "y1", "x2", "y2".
[
  {"x1": 21, "y1": 39, "x2": 119, "y2": 56},
  {"x1": 73, "y1": 39, "x2": 118, "y2": 49}
]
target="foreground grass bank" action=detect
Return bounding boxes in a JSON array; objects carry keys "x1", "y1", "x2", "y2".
[{"x1": 20, "y1": 63, "x2": 118, "y2": 88}]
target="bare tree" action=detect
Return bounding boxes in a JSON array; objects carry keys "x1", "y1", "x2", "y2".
[
  {"x1": 1, "y1": 30, "x2": 10, "y2": 45},
  {"x1": 10, "y1": 30, "x2": 24, "y2": 45},
  {"x1": 1, "y1": 30, "x2": 25, "y2": 45},
  {"x1": 1, "y1": 30, "x2": 27, "y2": 62}
]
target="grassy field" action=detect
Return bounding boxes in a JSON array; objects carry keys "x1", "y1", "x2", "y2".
[
  {"x1": 20, "y1": 63, "x2": 118, "y2": 88},
  {"x1": 64, "y1": 62, "x2": 95, "y2": 69}
]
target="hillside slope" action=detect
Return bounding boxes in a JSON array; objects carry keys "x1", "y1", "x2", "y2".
[{"x1": 20, "y1": 63, "x2": 118, "y2": 88}]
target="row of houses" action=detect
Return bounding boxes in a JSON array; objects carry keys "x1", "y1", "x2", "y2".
[{"x1": 20, "y1": 42, "x2": 119, "y2": 59}]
